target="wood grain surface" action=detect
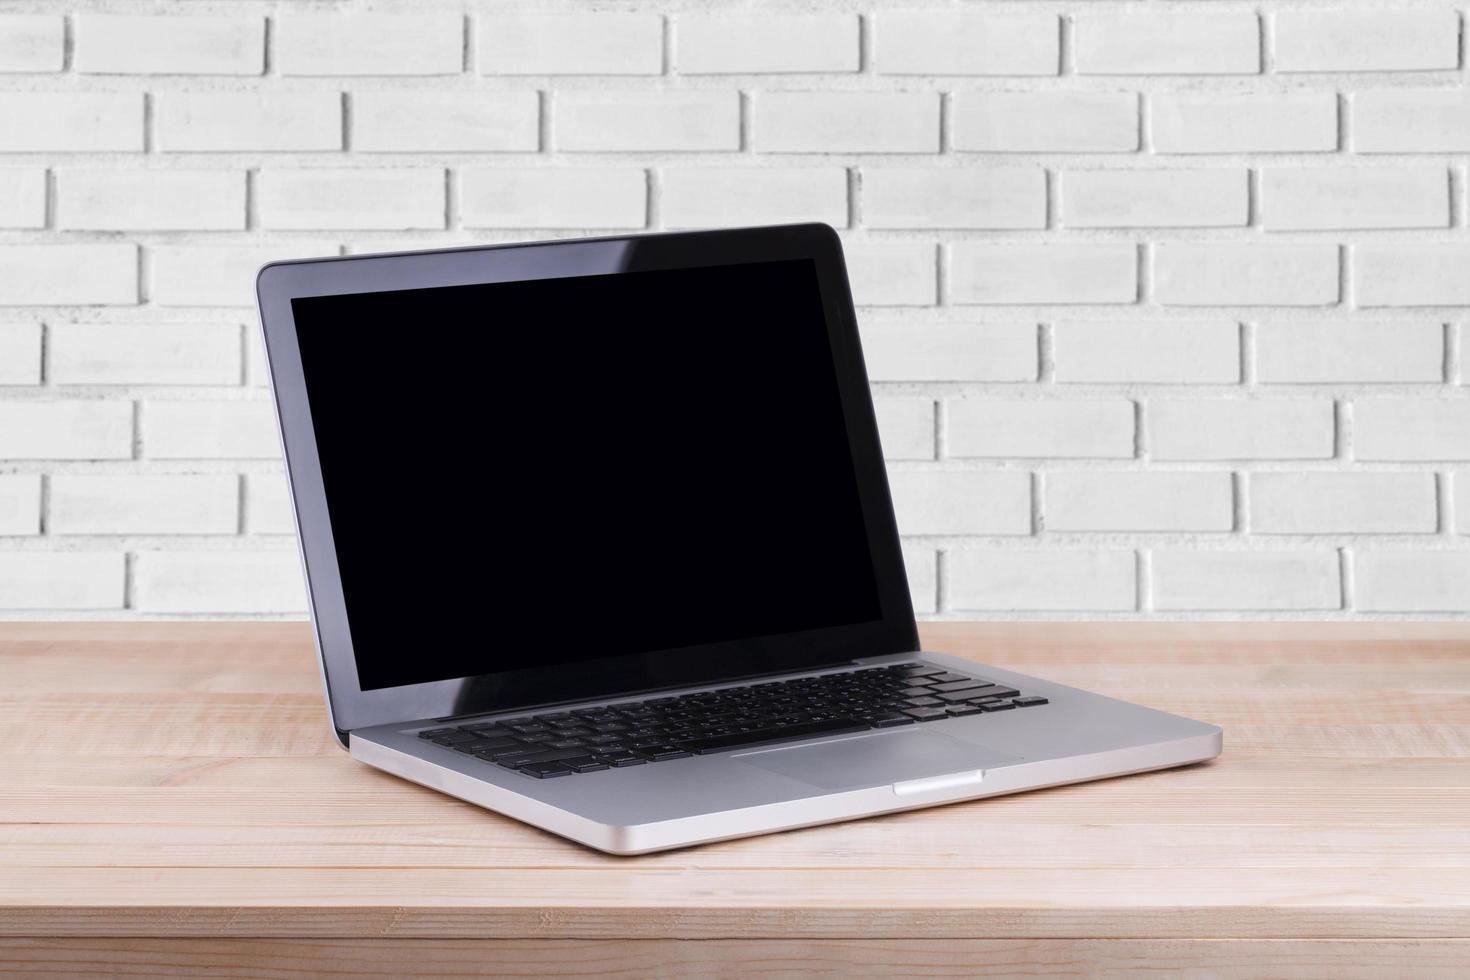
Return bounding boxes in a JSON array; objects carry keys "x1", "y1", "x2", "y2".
[{"x1": 2, "y1": 622, "x2": 1468, "y2": 977}]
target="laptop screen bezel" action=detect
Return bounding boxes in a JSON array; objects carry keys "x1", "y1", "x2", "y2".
[{"x1": 256, "y1": 224, "x2": 918, "y2": 742}]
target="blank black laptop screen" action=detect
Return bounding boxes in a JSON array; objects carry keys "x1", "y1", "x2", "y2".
[{"x1": 291, "y1": 258, "x2": 883, "y2": 692}]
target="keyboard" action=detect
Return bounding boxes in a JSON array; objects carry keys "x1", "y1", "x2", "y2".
[{"x1": 415, "y1": 662, "x2": 1049, "y2": 779}]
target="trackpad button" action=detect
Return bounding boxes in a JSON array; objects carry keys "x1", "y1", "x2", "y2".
[{"x1": 735, "y1": 728, "x2": 1022, "y2": 790}]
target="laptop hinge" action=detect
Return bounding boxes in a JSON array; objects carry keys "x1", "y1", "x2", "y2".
[{"x1": 423, "y1": 658, "x2": 883, "y2": 725}]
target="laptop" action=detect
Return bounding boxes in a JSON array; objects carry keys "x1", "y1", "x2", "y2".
[{"x1": 256, "y1": 224, "x2": 1221, "y2": 855}]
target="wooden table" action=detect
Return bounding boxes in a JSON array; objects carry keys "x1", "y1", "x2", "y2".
[{"x1": 2, "y1": 622, "x2": 1469, "y2": 977}]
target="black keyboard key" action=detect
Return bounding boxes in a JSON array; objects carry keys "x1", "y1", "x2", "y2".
[
  {"x1": 871, "y1": 714, "x2": 916, "y2": 727},
  {"x1": 935, "y1": 690, "x2": 985, "y2": 704},
  {"x1": 567, "y1": 759, "x2": 609, "y2": 773},
  {"x1": 678, "y1": 718, "x2": 870, "y2": 755},
  {"x1": 452, "y1": 736, "x2": 521, "y2": 754},
  {"x1": 904, "y1": 696, "x2": 942, "y2": 707},
  {"x1": 632, "y1": 745, "x2": 693, "y2": 761},
  {"x1": 519, "y1": 761, "x2": 573, "y2": 778},
  {"x1": 476, "y1": 744, "x2": 544, "y2": 761},
  {"x1": 899, "y1": 686, "x2": 936, "y2": 697},
  {"x1": 901, "y1": 707, "x2": 948, "y2": 721},
  {"x1": 925, "y1": 672, "x2": 974, "y2": 685},
  {"x1": 896, "y1": 665, "x2": 945, "y2": 678},
  {"x1": 929, "y1": 679, "x2": 992, "y2": 694},
  {"x1": 971, "y1": 686, "x2": 1020, "y2": 700},
  {"x1": 584, "y1": 733, "x2": 624, "y2": 746},
  {"x1": 544, "y1": 738, "x2": 586, "y2": 750},
  {"x1": 429, "y1": 731, "x2": 480, "y2": 745},
  {"x1": 1013, "y1": 696, "x2": 1049, "y2": 707},
  {"x1": 946, "y1": 704, "x2": 984, "y2": 717},
  {"x1": 506, "y1": 748, "x2": 600, "y2": 767},
  {"x1": 417, "y1": 727, "x2": 459, "y2": 739},
  {"x1": 598, "y1": 752, "x2": 648, "y2": 767},
  {"x1": 979, "y1": 701, "x2": 1017, "y2": 712}
]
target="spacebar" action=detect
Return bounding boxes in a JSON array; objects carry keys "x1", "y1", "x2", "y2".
[{"x1": 678, "y1": 718, "x2": 872, "y2": 755}]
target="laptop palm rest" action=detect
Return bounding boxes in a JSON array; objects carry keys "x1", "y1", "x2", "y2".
[{"x1": 734, "y1": 728, "x2": 1023, "y2": 791}]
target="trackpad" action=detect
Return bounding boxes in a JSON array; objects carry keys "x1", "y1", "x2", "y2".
[{"x1": 735, "y1": 728, "x2": 1023, "y2": 790}]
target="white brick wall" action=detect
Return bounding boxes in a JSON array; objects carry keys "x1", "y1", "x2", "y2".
[{"x1": 1, "y1": 0, "x2": 1467, "y2": 621}]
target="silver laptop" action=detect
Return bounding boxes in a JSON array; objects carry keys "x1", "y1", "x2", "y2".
[{"x1": 256, "y1": 224, "x2": 1221, "y2": 855}]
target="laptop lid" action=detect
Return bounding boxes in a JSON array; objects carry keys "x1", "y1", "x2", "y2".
[{"x1": 256, "y1": 224, "x2": 917, "y2": 744}]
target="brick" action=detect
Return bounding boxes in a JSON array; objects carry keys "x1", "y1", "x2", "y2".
[
  {"x1": 1153, "y1": 92, "x2": 1337, "y2": 154},
  {"x1": 1251, "y1": 473, "x2": 1435, "y2": 534},
  {"x1": 1263, "y1": 166, "x2": 1449, "y2": 230},
  {"x1": 481, "y1": 13, "x2": 660, "y2": 75},
  {"x1": 277, "y1": 14, "x2": 463, "y2": 75},
  {"x1": 1356, "y1": 244, "x2": 1470, "y2": 307},
  {"x1": 901, "y1": 543, "x2": 937, "y2": 614},
  {"x1": 755, "y1": 92, "x2": 939, "y2": 153},
  {"x1": 1155, "y1": 244, "x2": 1339, "y2": 307},
  {"x1": 1354, "y1": 400, "x2": 1470, "y2": 461},
  {"x1": 0, "y1": 92, "x2": 142, "y2": 152},
  {"x1": 1277, "y1": 11, "x2": 1459, "y2": 73},
  {"x1": 1153, "y1": 551, "x2": 1340, "y2": 611},
  {"x1": 678, "y1": 13, "x2": 856, "y2": 74},
  {"x1": 888, "y1": 471, "x2": 1030, "y2": 536},
  {"x1": 1061, "y1": 169, "x2": 1247, "y2": 228},
  {"x1": 353, "y1": 91, "x2": 538, "y2": 152},
  {"x1": 1077, "y1": 12, "x2": 1259, "y2": 75},
  {"x1": 0, "y1": 168, "x2": 43, "y2": 228},
  {"x1": 874, "y1": 397, "x2": 934, "y2": 460},
  {"x1": 49, "y1": 323, "x2": 241, "y2": 386},
  {"x1": 0, "y1": 15, "x2": 63, "y2": 71},
  {"x1": 247, "y1": 474, "x2": 296, "y2": 534},
  {"x1": 74, "y1": 14, "x2": 263, "y2": 75},
  {"x1": 948, "y1": 550, "x2": 1135, "y2": 611},
  {"x1": 50, "y1": 475, "x2": 238, "y2": 535},
  {"x1": 0, "y1": 322, "x2": 40, "y2": 384},
  {"x1": 873, "y1": 13, "x2": 1057, "y2": 76},
  {"x1": 461, "y1": 168, "x2": 645, "y2": 229},
  {"x1": 135, "y1": 550, "x2": 306, "y2": 614},
  {"x1": 152, "y1": 242, "x2": 339, "y2": 307},
  {"x1": 0, "y1": 245, "x2": 136, "y2": 306},
  {"x1": 947, "y1": 398, "x2": 1134, "y2": 459},
  {"x1": 1052, "y1": 320, "x2": 1240, "y2": 385},
  {"x1": 556, "y1": 92, "x2": 739, "y2": 152},
  {"x1": 661, "y1": 168, "x2": 846, "y2": 229},
  {"x1": 842, "y1": 242, "x2": 936, "y2": 306},
  {"x1": 57, "y1": 170, "x2": 245, "y2": 232},
  {"x1": 0, "y1": 401, "x2": 132, "y2": 460},
  {"x1": 1356, "y1": 552, "x2": 1470, "y2": 612},
  {"x1": 145, "y1": 400, "x2": 279, "y2": 460},
  {"x1": 1356, "y1": 90, "x2": 1470, "y2": 153},
  {"x1": 0, "y1": 474, "x2": 40, "y2": 535},
  {"x1": 950, "y1": 244, "x2": 1137, "y2": 305},
  {"x1": 1149, "y1": 399, "x2": 1335, "y2": 461},
  {"x1": 859, "y1": 322, "x2": 1036, "y2": 382},
  {"x1": 1457, "y1": 473, "x2": 1470, "y2": 535},
  {"x1": 156, "y1": 93, "x2": 341, "y2": 152},
  {"x1": 258, "y1": 169, "x2": 444, "y2": 230},
  {"x1": 1045, "y1": 472, "x2": 1233, "y2": 532},
  {"x1": 1256, "y1": 322, "x2": 1443, "y2": 384},
  {"x1": 862, "y1": 167, "x2": 1044, "y2": 229},
  {"x1": 0, "y1": 553, "x2": 124, "y2": 609},
  {"x1": 246, "y1": 331, "x2": 269, "y2": 387},
  {"x1": 953, "y1": 92, "x2": 1138, "y2": 152}
]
